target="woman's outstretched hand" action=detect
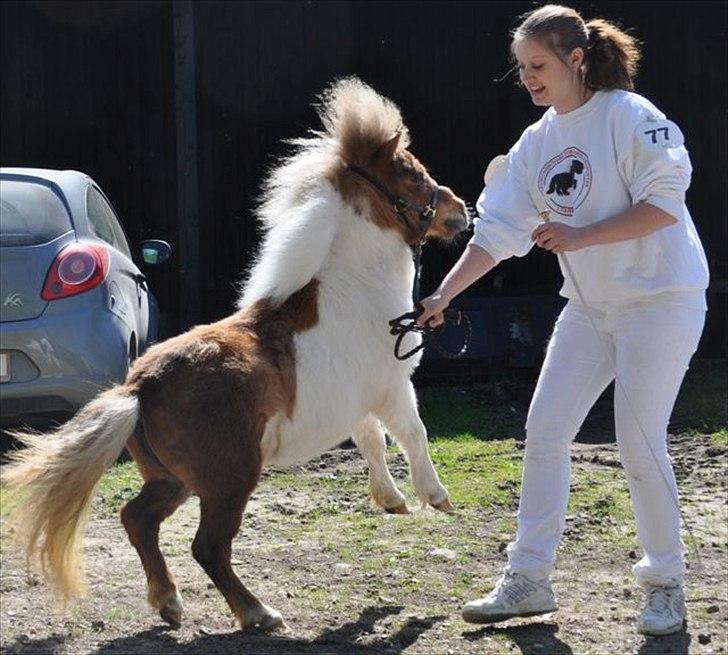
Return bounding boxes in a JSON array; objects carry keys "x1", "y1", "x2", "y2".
[{"x1": 416, "y1": 293, "x2": 449, "y2": 328}]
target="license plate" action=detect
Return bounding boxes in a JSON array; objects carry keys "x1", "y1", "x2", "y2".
[{"x1": 0, "y1": 352, "x2": 9, "y2": 382}]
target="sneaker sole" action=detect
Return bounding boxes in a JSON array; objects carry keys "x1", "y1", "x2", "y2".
[
  {"x1": 462, "y1": 606, "x2": 558, "y2": 625},
  {"x1": 638, "y1": 621, "x2": 685, "y2": 637}
]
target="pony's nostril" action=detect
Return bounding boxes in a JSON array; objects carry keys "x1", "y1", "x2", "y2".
[{"x1": 444, "y1": 216, "x2": 468, "y2": 232}]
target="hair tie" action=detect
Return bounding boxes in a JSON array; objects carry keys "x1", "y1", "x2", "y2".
[{"x1": 585, "y1": 24, "x2": 597, "y2": 50}]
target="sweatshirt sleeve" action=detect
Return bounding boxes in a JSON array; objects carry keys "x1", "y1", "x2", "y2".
[
  {"x1": 616, "y1": 102, "x2": 692, "y2": 222},
  {"x1": 470, "y1": 138, "x2": 542, "y2": 263}
]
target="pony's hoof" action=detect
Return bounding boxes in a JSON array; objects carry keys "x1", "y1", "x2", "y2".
[
  {"x1": 157, "y1": 590, "x2": 183, "y2": 628},
  {"x1": 385, "y1": 502, "x2": 410, "y2": 515},
  {"x1": 431, "y1": 497, "x2": 455, "y2": 512},
  {"x1": 246, "y1": 605, "x2": 286, "y2": 633}
]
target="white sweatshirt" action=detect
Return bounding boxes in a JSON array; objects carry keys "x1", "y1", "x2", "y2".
[{"x1": 471, "y1": 89, "x2": 709, "y2": 307}]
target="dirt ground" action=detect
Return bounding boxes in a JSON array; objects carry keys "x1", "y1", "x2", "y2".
[{"x1": 1, "y1": 432, "x2": 726, "y2": 655}]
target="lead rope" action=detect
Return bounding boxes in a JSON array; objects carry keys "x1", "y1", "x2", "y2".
[
  {"x1": 388, "y1": 240, "x2": 472, "y2": 361},
  {"x1": 539, "y1": 209, "x2": 704, "y2": 575}
]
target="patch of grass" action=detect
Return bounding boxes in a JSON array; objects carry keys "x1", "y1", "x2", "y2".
[
  {"x1": 418, "y1": 358, "x2": 727, "y2": 441},
  {"x1": 567, "y1": 469, "x2": 636, "y2": 549},
  {"x1": 93, "y1": 461, "x2": 142, "y2": 518},
  {"x1": 417, "y1": 374, "x2": 533, "y2": 440},
  {"x1": 711, "y1": 428, "x2": 728, "y2": 446},
  {"x1": 670, "y1": 359, "x2": 727, "y2": 433},
  {"x1": 422, "y1": 438, "x2": 522, "y2": 508}
]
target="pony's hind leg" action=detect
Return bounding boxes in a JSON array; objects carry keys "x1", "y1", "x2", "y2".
[
  {"x1": 120, "y1": 476, "x2": 190, "y2": 627},
  {"x1": 192, "y1": 493, "x2": 284, "y2": 632},
  {"x1": 352, "y1": 414, "x2": 409, "y2": 514},
  {"x1": 377, "y1": 380, "x2": 453, "y2": 511}
]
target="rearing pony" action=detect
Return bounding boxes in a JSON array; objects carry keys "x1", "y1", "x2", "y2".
[{"x1": 2, "y1": 78, "x2": 469, "y2": 632}]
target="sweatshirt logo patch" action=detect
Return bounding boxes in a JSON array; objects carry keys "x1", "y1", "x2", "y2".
[{"x1": 538, "y1": 147, "x2": 592, "y2": 217}]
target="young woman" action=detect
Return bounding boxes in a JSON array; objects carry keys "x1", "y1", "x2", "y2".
[{"x1": 418, "y1": 4, "x2": 709, "y2": 637}]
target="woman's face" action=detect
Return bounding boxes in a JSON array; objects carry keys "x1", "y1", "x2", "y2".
[{"x1": 514, "y1": 38, "x2": 586, "y2": 114}]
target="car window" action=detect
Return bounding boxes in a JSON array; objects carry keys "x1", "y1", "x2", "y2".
[
  {"x1": 86, "y1": 186, "x2": 132, "y2": 258},
  {"x1": 0, "y1": 180, "x2": 72, "y2": 246}
]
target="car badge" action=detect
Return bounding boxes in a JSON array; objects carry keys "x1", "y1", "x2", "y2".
[{"x1": 3, "y1": 293, "x2": 24, "y2": 307}]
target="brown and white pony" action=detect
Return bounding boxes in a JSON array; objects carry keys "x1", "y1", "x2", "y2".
[{"x1": 2, "y1": 78, "x2": 469, "y2": 632}]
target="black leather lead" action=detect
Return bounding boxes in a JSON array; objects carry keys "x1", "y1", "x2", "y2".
[{"x1": 347, "y1": 164, "x2": 471, "y2": 361}]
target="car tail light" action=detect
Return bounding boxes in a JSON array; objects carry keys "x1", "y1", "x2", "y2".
[{"x1": 41, "y1": 243, "x2": 110, "y2": 300}]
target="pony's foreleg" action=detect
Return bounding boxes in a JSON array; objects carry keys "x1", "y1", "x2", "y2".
[
  {"x1": 351, "y1": 414, "x2": 409, "y2": 514},
  {"x1": 377, "y1": 381, "x2": 453, "y2": 511}
]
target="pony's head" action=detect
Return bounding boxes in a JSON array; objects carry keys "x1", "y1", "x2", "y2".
[{"x1": 321, "y1": 78, "x2": 470, "y2": 245}]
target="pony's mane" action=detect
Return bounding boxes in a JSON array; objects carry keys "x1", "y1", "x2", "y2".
[{"x1": 256, "y1": 77, "x2": 411, "y2": 231}]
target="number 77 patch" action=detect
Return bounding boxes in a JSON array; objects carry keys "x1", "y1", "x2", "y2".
[{"x1": 636, "y1": 118, "x2": 685, "y2": 149}]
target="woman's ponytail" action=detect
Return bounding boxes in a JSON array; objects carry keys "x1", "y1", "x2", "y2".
[{"x1": 584, "y1": 19, "x2": 641, "y2": 91}]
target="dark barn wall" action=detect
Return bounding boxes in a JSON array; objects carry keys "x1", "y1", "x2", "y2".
[
  {"x1": 193, "y1": 0, "x2": 727, "y2": 356},
  {"x1": 0, "y1": 0, "x2": 179, "y2": 333},
  {"x1": 1, "y1": 1, "x2": 726, "y2": 357}
]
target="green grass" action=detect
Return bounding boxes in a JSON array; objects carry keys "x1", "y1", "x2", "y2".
[
  {"x1": 2, "y1": 359, "x2": 723, "y2": 556},
  {"x1": 417, "y1": 374, "x2": 531, "y2": 441},
  {"x1": 671, "y1": 358, "x2": 728, "y2": 433},
  {"x1": 93, "y1": 460, "x2": 142, "y2": 518},
  {"x1": 711, "y1": 428, "x2": 728, "y2": 446},
  {"x1": 418, "y1": 358, "x2": 727, "y2": 441},
  {"x1": 426, "y1": 438, "x2": 522, "y2": 508}
]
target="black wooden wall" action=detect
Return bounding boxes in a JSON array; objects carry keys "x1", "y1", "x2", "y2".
[{"x1": 1, "y1": 0, "x2": 726, "y2": 357}]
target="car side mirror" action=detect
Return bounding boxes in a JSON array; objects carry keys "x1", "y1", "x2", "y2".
[{"x1": 140, "y1": 240, "x2": 171, "y2": 265}]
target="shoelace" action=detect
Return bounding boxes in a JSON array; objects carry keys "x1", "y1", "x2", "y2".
[
  {"x1": 646, "y1": 587, "x2": 679, "y2": 614},
  {"x1": 491, "y1": 573, "x2": 539, "y2": 605}
]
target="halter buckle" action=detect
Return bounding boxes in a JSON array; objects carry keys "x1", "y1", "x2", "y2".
[
  {"x1": 421, "y1": 205, "x2": 436, "y2": 220},
  {"x1": 393, "y1": 198, "x2": 408, "y2": 214}
]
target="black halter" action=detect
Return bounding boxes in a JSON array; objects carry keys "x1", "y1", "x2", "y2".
[
  {"x1": 348, "y1": 164, "x2": 440, "y2": 243},
  {"x1": 347, "y1": 164, "x2": 472, "y2": 361}
]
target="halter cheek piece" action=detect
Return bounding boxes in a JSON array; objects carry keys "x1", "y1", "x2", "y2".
[
  {"x1": 347, "y1": 164, "x2": 440, "y2": 243},
  {"x1": 347, "y1": 164, "x2": 472, "y2": 361}
]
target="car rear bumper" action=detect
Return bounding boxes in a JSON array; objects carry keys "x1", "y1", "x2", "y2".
[{"x1": 0, "y1": 299, "x2": 130, "y2": 423}]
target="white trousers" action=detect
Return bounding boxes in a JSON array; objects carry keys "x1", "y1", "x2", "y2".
[{"x1": 506, "y1": 295, "x2": 706, "y2": 587}]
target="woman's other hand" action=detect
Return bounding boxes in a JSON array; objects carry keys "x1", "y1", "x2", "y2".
[{"x1": 531, "y1": 222, "x2": 589, "y2": 253}]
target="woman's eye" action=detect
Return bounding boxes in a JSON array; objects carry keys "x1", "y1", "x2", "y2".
[{"x1": 533, "y1": 64, "x2": 544, "y2": 71}]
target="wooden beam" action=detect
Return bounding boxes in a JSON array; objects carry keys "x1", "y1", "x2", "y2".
[{"x1": 173, "y1": 0, "x2": 201, "y2": 329}]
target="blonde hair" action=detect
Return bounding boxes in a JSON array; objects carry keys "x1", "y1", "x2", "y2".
[{"x1": 511, "y1": 4, "x2": 641, "y2": 91}]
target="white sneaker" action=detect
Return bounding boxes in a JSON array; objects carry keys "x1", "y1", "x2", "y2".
[
  {"x1": 462, "y1": 571, "x2": 558, "y2": 624},
  {"x1": 637, "y1": 584, "x2": 686, "y2": 636}
]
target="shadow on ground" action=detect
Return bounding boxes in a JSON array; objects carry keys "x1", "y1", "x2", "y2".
[
  {"x1": 461, "y1": 621, "x2": 693, "y2": 655},
  {"x1": 464, "y1": 622, "x2": 573, "y2": 654},
  {"x1": 2, "y1": 605, "x2": 446, "y2": 655}
]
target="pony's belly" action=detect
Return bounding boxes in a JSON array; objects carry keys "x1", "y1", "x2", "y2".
[
  {"x1": 261, "y1": 297, "x2": 417, "y2": 468},
  {"x1": 263, "y1": 413, "x2": 358, "y2": 468}
]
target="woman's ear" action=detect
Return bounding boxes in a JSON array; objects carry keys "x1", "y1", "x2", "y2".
[{"x1": 570, "y1": 47, "x2": 585, "y2": 72}]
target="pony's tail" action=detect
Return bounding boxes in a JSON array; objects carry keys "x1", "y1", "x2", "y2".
[{"x1": 2, "y1": 386, "x2": 140, "y2": 603}]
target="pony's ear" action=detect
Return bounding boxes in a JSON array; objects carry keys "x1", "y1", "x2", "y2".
[{"x1": 373, "y1": 131, "x2": 401, "y2": 162}]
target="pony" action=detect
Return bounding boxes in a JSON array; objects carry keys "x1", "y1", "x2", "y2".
[{"x1": 1, "y1": 77, "x2": 469, "y2": 632}]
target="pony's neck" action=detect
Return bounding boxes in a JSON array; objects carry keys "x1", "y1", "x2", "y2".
[
  {"x1": 238, "y1": 181, "x2": 412, "y2": 310},
  {"x1": 238, "y1": 181, "x2": 407, "y2": 307}
]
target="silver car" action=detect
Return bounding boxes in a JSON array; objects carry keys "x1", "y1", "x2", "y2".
[{"x1": 0, "y1": 168, "x2": 170, "y2": 426}]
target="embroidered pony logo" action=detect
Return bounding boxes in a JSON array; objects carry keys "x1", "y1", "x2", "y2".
[
  {"x1": 537, "y1": 147, "x2": 592, "y2": 217},
  {"x1": 546, "y1": 159, "x2": 584, "y2": 195}
]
